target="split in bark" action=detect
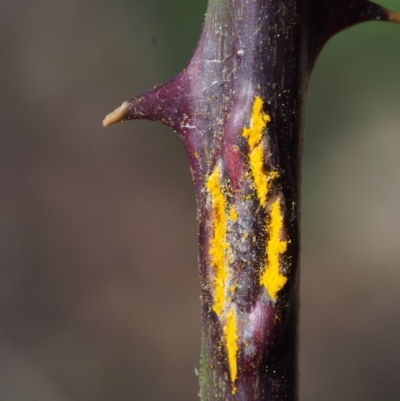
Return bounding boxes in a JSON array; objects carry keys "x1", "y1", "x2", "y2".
[{"x1": 103, "y1": 1, "x2": 400, "y2": 400}]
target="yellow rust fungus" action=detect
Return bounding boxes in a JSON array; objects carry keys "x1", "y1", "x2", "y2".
[
  {"x1": 224, "y1": 308, "x2": 239, "y2": 394},
  {"x1": 242, "y1": 96, "x2": 270, "y2": 149},
  {"x1": 242, "y1": 96, "x2": 272, "y2": 207},
  {"x1": 206, "y1": 165, "x2": 229, "y2": 316},
  {"x1": 207, "y1": 167, "x2": 240, "y2": 391},
  {"x1": 261, "y1": 199, "x2": 288, "y2": 300},
  {"x1": 229, "y1": 206, "x2": 238, "y2": 222}
]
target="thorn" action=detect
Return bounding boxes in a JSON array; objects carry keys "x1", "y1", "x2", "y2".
[
  {"x1": 385, "y1": 8, "x2": 400, "y2": 24},
  {"x1": 103, "y1": 101, "x2": 129, "y2": 127},
  {"x1": 307, "y1": 1, "x2": 400, "y2": 70},
  {"x1": 102, "y1": 73, "x2": 192, "y2": 133}
]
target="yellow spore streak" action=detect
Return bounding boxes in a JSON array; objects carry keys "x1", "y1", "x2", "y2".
[
  {"x1": 261, "y1": 200, "x2": 288, "y2": 300},
  {"x1": 207, "y1": 169, "x2": 240, "y2": 392},
  {"x1": 242, "y1": 96, "x2": 271, "y2": 207},
  {"x1": 242, "y1": 97, "x2": 270, "y2": 149},
  {"x1": 224, "y1": 308, "x2": 239, "y2": 394},
  {"x1": 249, "y1": 145, "x2": 268, "y2": 207},
  {"x1": 207, "y1": 165, "x2": 229, "y2": 316}
]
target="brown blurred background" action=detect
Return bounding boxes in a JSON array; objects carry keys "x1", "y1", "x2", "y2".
[{"x1": 0, "y1": 1, "x2": 399, "y2": 400}]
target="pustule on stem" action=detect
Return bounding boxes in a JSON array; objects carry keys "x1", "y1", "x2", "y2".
[{"x1": 103, "y1": 0, "x2": 399, "y2": 400}]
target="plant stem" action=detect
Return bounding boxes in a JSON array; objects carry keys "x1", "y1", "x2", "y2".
[{"x1": 103, "y1": 1, "x2": 400, "y2": 400}]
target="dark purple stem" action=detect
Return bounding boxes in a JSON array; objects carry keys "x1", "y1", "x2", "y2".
[{"x1": 103, "y1": 1, "x2": 399, "y2": 400}]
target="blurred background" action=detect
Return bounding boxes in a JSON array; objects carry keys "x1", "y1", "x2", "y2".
[{"x1": 0, "y1": 1, "x2": 399, "y2": 400}]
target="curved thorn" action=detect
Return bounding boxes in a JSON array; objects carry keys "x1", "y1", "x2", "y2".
[
  {"x1": 385, "y1": 7, "x2": 400, "y2": 23},
  {"x1": 102, "y1": 72, "x2": 193, "y2": 134},
  {"x1": 308, "y1": 1, "x2": 400, "y2": 70}
]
